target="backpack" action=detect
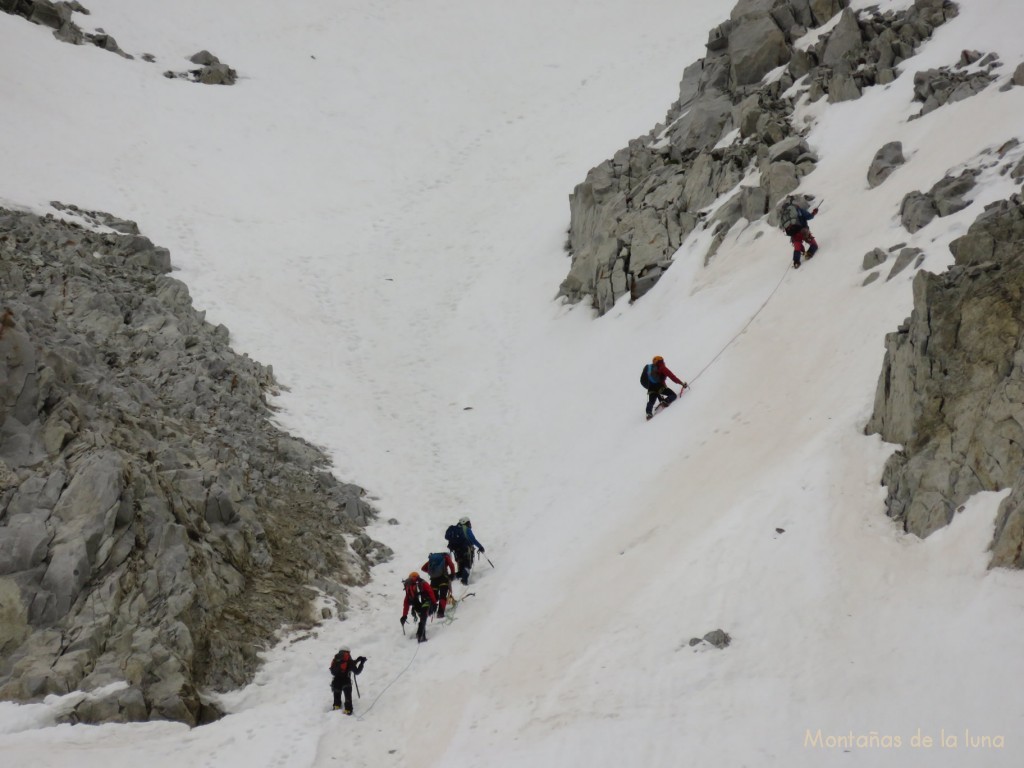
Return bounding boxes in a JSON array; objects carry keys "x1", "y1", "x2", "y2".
[
  {"x1": 445, "y1": 524, "x2": 468, "y2": 549},
  {"x1": 640, "y1": 363, "x2": 659, "y2": 390},
  {"x1": 330, "y1": 652, "x2": 349, "y2": 676},
  {"x1": 426, "y1": 552, "x2": 448, "y2": 579},
  {"x1": 780, "y1": 201, "x2": 802, "y2": 233}
]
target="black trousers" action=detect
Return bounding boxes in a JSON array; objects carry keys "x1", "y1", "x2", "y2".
[
  {"x1": 451, "y1": 546, "x2": 475, "y2": 583},
  {"x1": 413, "y1": 604, "x2": 430, "y2": 641},
  {"x1": 332, "y1": 680, "x2": 353, "y2": 711},
  {"x1": 646, "y1": 386, "x2": 676, "y2": 416}
]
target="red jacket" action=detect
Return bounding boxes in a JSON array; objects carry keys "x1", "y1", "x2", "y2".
[
  {"x1": 402, "y1": 578, "x2": 437, "y2": 617},
  {"x1": 653, "y1": 360, "x2": 684, "y2": 387}
]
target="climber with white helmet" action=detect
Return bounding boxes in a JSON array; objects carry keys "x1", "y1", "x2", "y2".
[{"x1": 444, "y1": 516, "x2": 485, "y2": 585}]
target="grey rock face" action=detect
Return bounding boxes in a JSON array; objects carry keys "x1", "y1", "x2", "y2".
[
  {"x1": 867, "y1": 141, "x2": 905, "y2": 188},
  {"x1": 866, "y1": 194, "x2": 1024, "y2": 568},
  {"x1": 0, "y1": 207, "x2": 390, "y2": 723},
  {"x1": 900, "y1": 169, "x2": 979, "y2": 232},
  {"x1": 560, "y1": 0, "x2": 956, "y2": 315}
]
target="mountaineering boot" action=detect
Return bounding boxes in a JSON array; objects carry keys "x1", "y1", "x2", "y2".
[
  {"x1": 646, "y1": 413, "x2": 653, "y2": 421},
  {"x1": 333, "y1": 705, "x2": 341, "y2": 711},
  {"x1": 344, "y1": 708, "x2": 353, "y2": 715}
]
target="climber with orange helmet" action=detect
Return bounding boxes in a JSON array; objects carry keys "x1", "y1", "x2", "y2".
[
  {"x1": 640, "y1": 355, "x2": 687, "y2": 421},
  {"x1": 400, "y1": 571, "x2": 438, "y2": 643}
]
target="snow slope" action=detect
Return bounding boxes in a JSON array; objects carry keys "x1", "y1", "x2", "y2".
[{"x1": 2, "y1": 0, "x2": 1023, "y2": 765}]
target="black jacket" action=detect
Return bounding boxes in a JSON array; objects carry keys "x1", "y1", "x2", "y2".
[{"x1": 330, "y1": 653, "x2": 366, "y2": 688}]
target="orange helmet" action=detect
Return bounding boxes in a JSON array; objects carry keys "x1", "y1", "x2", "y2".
[
  {"x1": 408, "y1": 571, "x2": 419, "y2": 581},
  {"x1": 652, "y1": 355, "x2": 664, "y2": 364}
]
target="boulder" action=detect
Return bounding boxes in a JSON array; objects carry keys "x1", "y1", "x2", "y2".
[{"x1": 867, "y1": 141, "x2": 905, "y2": 188}]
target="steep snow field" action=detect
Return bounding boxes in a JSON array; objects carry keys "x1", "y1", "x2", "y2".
[{"x1": 2, "y1": 0, "x2": 1024, "y2": 765}]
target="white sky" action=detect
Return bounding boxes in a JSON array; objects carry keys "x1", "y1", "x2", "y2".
[{"x1": 2, "y1": 0, "x2": 1024, "y2": 765}]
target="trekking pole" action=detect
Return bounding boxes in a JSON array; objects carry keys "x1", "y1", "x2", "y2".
[
  {"x1": 354, "y1": 676, "x2": 361, "y2": 699},
  {"x1": 483, "y1": 554, "x2": 494, "y2": 568}
]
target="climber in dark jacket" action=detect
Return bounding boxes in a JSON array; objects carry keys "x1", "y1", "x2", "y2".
[{"x1": 329, "y1": 647, "x2": 366, "y2": 714}]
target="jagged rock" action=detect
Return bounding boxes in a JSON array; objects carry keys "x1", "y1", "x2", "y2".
[
  {"x1": 899, "y1": 193, "x2": 936, "y2": 233},
  {"x1": 885, "y1": 247, "x2": 923, "y2": 281},
  {"x1": 0, "y1": 207, "x2": 389, "y2": 723},
  {"x1": 866, "y1": 194, "x2": 1024, "y2": 566},
  {"x1": 821, "y1": 8, "x2": 862, "y2": 65},
  {"x1": 196, "y1": 63, "x2": 237, "y2": 86},
  {"x1": 703, "y1": 629, "x2": 732, "y2": 648},
  {"x1": 189, "y1": 50, "x2": 220, "y2": 66},
  {"x1": 767, "y1": 136, "x2": 811, "y2": 164},
  {"x1": 728, "y1": 11, "x2": 790, "y2": 89},
  {"x1": 931, "y1": 169, "x2": 979, "y2": 216},
  {"x1": 827, "y1": 72, "x2": 862, "y2": 103},
  {"x1": 991, "y1": 479, "x2": 1024, "y2": 568},
  {"x1": 912, "y1": 63, "x2": 997, "y2": 118},
  {"x1": 862, "y1": 247, "x2": 887, "y2": 270},
  {"x1": 900, "y1": 169, "x2": 979, "y2": 232},
  {"x1": 1013, "y1": 63, "x2": 1024, "y2": 87},
  {"x1": 867, "y1": 141, "x2": 905, "y2": 188}
]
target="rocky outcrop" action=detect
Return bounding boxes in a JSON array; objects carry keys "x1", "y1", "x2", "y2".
[
  {"x1": 911, "y1": 50, "x2": 1000, "y2": 118},
  {"x1": 1, "y1": 1, "x2": 131, "y2": 57},
  {"x1": 164, "y1": 50, "x2": 239, "y2": 86},
  {"x1": 0, "y1": 206, "x2": 389, "y2": 724},
  {"x1": 2, "y1": 3, "x2": 236, "y2": 81},
  {"x1": 560, "y1": 0, "x2": 958, "y2": 315},
  {"x1": 866, "y1": 194, "x2": 1024, "y2": 567},
  {"x1": 899, "y1": 168, "x2": 979, "y2": 232}
]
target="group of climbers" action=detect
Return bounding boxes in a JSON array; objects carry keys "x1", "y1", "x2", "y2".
[
  {"x1": 401, "y1": 517, "x2": 485, "y2": 642},
  {"x1": 329, "y1": 518, "x2": 486, "y2": 712},
  {"x1": 334, "y1": 195, "x2": 822, "y2": 712}
]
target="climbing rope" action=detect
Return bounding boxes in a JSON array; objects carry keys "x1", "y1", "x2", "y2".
[
  {"x1": 688, "y1": 260, "x2": 791, "y2": 385},
  {"x1": 355, "y1": 640, "x2": 420, "y2": 720}
]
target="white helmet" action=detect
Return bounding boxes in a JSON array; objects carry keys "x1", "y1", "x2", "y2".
[{"x1": 458, "y1": 516, "x2": 470, "y2": 525}]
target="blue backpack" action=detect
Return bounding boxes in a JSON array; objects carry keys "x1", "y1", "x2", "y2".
[{"x1": 426, "y1": 552, "x2": 448, "y2": 579}]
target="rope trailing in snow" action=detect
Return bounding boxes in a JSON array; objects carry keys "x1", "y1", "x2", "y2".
[
  {"x1": 688, "y1": 261, "x2": 791, "y2": 385},
  {"x1": 355, "y1": 641, "x2": 420, "y2": 720}
]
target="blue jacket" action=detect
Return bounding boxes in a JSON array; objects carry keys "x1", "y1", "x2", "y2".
[
  {"x1": 796, "y1": 206, "x2": 815, "y2": 226},
  {"x1": 461, "y1": 525, "x2": 484, "y2": 551}
]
